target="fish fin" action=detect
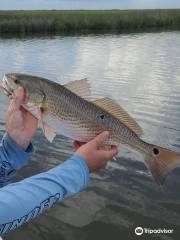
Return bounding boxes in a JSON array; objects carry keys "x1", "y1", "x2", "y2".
[
  {"x1": 26, "y1": 90, "x2": 45, "y2": 105},
  {"x1": 92, "y1": 97, "x2": 143, "y2": 137},
  {"x1": 64, "y1": 78, "x2": 91, "y2": 100},
  {"x1": 39, "y1": 108, "x2": 56, "y2": 142},
  {"x1": 145, "y1": 146, "x2": 180, "y2": 185},
  {"x1": 42, "y1": 122, "x2": 56, "y2": 142}
]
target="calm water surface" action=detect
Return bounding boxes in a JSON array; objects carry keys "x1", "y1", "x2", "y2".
[{"x1": 1, "y1": 32, "x2": 180, "y2": 240}]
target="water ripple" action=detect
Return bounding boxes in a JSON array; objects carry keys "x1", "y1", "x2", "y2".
[{"x1": 1, "y1": 31, "x2": 180, "y2": 240}]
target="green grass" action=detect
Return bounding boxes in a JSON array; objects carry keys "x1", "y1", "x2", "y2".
[{"x1": 0, "y1": 9, "x2": 180, "y2": 35}]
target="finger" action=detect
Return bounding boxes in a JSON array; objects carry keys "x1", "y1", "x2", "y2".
[
  {"x1": 19, "y1": 106, "x2": 28, "y2": 114},
  {"x1": 110, "y1": 145, "x2": 118, "y2": 151},
  {"x1": 90, "y1": 131, "x2": 109, "y2": 148},
  {"x1": 98, "y1": 145, "x2": 115, "y2": 151},
  {"x1": 108, "y1": 146, "x2": 118, "y2": 159},
  {"x1": 102, "y1": 146, "x2": 118, "y2": 160},
  {"x1": 11, "y1": 86, "x2": 24, "y2": 111}
]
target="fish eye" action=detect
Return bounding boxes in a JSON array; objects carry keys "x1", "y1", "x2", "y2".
[
  {"x1": 153, "y1": 147, "x2": 159, "y2": 155},
  {"x1": 14, "y1": 79, "x2": 19, "y2": 84},
  {"x1": 100, "y1": 114, "x2": 105, "y2": 120}
]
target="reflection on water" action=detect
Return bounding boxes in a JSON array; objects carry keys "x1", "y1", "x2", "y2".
[{"x1": 0, "y1": 31, "x2": 180, "y2": 240}]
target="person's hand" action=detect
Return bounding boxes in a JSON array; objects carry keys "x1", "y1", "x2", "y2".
[
  {"x1": 74, "y1": 131, "x2": 118, "y2": 172},
  {"x1": 6, "y1": 87, "x2": 38, "y2": 150}
]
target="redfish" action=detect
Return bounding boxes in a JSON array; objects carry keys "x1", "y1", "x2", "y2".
[{"x1": 2, "y1": 73, "x2": 180, "y2": 185}]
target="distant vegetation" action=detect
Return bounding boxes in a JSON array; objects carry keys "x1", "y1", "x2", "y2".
[{"x1": 0, "y1": 9, "x2": 180, "y2": 35}]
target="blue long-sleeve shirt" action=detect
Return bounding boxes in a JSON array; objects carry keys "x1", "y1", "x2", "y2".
[{"x1": 0, "y1": 134, "x2": 90, "y2": 236}]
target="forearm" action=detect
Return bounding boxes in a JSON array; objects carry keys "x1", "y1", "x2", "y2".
[
  {"x1": 0, "y1": 134, "x2": 34, "y2": 186},
  {"x1": 0, "y1": 155, "x2": 90, "y2": 236}
]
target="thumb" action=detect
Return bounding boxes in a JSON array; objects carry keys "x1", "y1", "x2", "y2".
[
  {"x1": 11, "y1": 86, "x2": 24, "y2": 111},
  {"x1": 91, "y1": 131, "x2": 109, "y2": 148}
]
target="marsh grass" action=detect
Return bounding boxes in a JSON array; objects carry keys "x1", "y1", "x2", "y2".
[{"x1": 0, "y1": 9, "x2": 180, "y2": 34}]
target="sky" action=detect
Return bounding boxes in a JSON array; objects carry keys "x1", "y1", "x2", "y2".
[{"x1": 0, "y1": 0, "x2": 179, "y2": 10}]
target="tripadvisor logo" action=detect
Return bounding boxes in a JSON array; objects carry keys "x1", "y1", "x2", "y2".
[
  {"x1": 135, "y1": 227, "x2": 143, "y2": 236},
  {"x1": 135, "y1": 227, "x2": 174, "y2": 236}
]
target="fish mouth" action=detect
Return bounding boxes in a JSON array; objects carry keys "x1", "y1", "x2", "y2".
[{"x1": 1, "y1": 75, "x2": 14, "y2": 97}]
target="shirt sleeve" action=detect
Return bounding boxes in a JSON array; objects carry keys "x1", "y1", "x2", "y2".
[
  {"x1": 0, "y1": 133, "x2": 34, "y2": 186},
  {"x1": 0, "y1": 155, "x2": 90, "y2": 236}
]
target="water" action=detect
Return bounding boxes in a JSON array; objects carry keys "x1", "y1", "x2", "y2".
[{"x1": 0, "y1": 31, "x2": 180, "y2": 240}]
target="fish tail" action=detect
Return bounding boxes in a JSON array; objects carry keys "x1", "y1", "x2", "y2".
[{"x1": 145, "y1": 145, "x2": 180, "y2": 185}]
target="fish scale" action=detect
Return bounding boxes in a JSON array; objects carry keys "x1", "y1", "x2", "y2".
[{"x1": 41, "y1": 79, "x2": 148, "y2": 149}]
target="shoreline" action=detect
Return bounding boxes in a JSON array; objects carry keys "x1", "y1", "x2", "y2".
[{"x1": 0, "y1": 9, "x2": 179, "y2": 35}]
